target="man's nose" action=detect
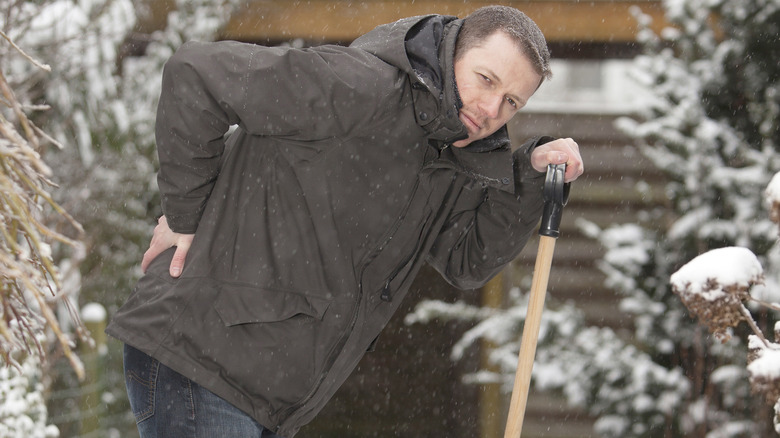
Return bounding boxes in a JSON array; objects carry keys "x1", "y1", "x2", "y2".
[{"x1": 481, "y1": 94, "x2": 502, "y2": 119}]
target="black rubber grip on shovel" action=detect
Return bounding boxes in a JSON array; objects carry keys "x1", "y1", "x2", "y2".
[{"x1": 539, "y1": 163, "x2": 570, "y2": 238}]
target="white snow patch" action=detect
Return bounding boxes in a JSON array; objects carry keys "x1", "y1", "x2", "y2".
[
  {"x1": 748, "y1": 348, "x2": 780, "y2": 379},
  {"x1": 710, "y1": 365, "x2": 745, "y2": 385},
  {"x1": 766, "y1": 172, "x2": 780, "y2": 205},
  {"x1": 670, "y1": 247, "x2": 763, "y2": 299},
  {"x1": 80, "y1": 302, "x2": 106, "y2": 323}
]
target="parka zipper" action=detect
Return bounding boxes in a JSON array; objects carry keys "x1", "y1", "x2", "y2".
[
  {"x1": 380, "y1": 258, "x2": 415, "y2": 302},
  {"x1": 361, "y1": 176, "x2": 423, "y2": 300},
  {"x1": 380, "y1": 171, "x2": 457, "y2": 302},
  {"x1": 380, "y1": 280, "x2": 393, "y2": 301},
  {"x1": 380, "y1": 234, "x2": 422, "y2": 302}
]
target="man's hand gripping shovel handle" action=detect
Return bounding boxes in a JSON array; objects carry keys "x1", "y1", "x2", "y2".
[{"x1": 504, "y1": 163, "x2": 570, "y2": 438}]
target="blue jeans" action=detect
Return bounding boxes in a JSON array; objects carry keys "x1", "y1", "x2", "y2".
[{"x1": 123, "y1": 344, "x2": 284, "y2": 438}]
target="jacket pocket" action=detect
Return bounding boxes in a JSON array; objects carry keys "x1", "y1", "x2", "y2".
[
  {"x1": 213, "y1": 285, "x2": 331, "y2": 326},
  {"x1": 205, "y1": 285, "x2": 346, "y2": 412},
  {"x1": 123, "y1": 344, "x2": 159, "y2": 424}
]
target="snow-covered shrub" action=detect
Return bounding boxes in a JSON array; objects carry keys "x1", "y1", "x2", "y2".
[
  {"x1": 0, "y1": 13, "x2": 88, "y2": 374},
  {"x1": 0, "y1": 354, "x2": 60, "y2": 438},
  {"x1": 748, "y1": 334, "x2": 780, "y2": 435},
  {"x1": 406, "y1": 292, "x2": 691, "y2": 437},
  {"x1": 671, "y1": 247, "x2": 765, "y2": 343},
  {"x1": 669, "y1": 240, "x2": 780, "y2": 434}
]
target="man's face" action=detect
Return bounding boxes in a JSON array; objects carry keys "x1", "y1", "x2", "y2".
[{"x1": 452, "y1": 31, "x2": 542, "y2": 148}]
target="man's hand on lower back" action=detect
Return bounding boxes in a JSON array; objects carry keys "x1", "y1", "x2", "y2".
[{"x1": 141, "y1": 215, "x2": 194, "y2": 278}]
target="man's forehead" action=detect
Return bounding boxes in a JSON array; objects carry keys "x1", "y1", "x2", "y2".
[{"x1": 466, "y1": 33, "x2": 525, "y2": 66}]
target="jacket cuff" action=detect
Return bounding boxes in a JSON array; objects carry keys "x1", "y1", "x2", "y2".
[
  {"x1": 162, "y1": 210, "x2": 201, "y2": 234},
  {"x1": 513, "y1": 135, "x2": 556, "y2": 186}
]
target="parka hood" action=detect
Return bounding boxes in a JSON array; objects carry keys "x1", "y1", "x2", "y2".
[
  {"x1": 351, "y1": 14, "x2": 515, "y2": 189},
  {"x1": 351, "y1": 15, "x2": 472, "y2": 146},
  {"x1": 352, "y1": 14, "x2": 513, "y2": 153}
]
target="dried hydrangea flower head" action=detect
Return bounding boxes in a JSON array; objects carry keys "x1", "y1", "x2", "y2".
[
  {"x1": 670, "y1": 247, "x2": 764, "y2": 342},
  {"x1": 766, "y1": 172, "x2": 780, "y2": 227},
  {"x1": 747, "y1": 334, "x2": 780, "y2": 406}
]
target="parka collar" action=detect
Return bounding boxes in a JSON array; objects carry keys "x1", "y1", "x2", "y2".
[{"x1": 445, "y1": 126, "x2": 516, "y2": 193}]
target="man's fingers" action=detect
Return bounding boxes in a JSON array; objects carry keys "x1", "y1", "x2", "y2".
[
  {"x1": 141, "y1": 249, "x2": 154, "y2": 273},
  {"x1": 565, "y1": 161, "x2": 584, "y2": 182},
  {"x1": 169, "y1": 247, "x2": 187, "y2": 278},
  {"x1": 535, "y1": 138, "x2": 584, "y2": 182},
  {"x1": 561, "y1": 138, "x2": 584, "y2": 182},
  {"x1": 169, "y1": 235, "x2": 194, "y2": 278},
  {"x1": 549, "y1": 151, "x2": 568, "y2": 165},
  {"x1": 544, "y1": 151, "x2": 582, "y2": 182},
  {"x1": 140, "y1": 215, "x2": 195, "y2": 276},
  {"x1": 562, "y1": 154, "x2": 584, "y2": 182}
]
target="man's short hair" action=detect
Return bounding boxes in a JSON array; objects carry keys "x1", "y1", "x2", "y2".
[{"x1": 456, "y1": 6, "x2": 552, "y2": 82}]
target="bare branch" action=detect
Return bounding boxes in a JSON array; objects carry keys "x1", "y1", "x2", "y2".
[{"x1": 0, "y1": 29, "x2": 51, "y2": 72}]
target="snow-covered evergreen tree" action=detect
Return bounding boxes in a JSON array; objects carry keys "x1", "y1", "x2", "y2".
[
  {"x1": 610, "y1": 0, "x2": 780, "y2": 435},
  {"x1": 408, "y1": 0, "x2": 780, "y2": 436}
]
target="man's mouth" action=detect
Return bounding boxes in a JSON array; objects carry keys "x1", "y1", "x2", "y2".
[{"x1": 460, "y1": 111, "x2": 482, "y2": 133}]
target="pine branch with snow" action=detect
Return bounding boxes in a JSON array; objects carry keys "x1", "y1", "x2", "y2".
[{"x1": 607, "y1": 0, "x2": 780, "y2": 434}]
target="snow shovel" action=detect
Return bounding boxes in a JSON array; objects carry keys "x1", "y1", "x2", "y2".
[{"x1": 504, "y1": 163, "x2": 570, "y2": 438}]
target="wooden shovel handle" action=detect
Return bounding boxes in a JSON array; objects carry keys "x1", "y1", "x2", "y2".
[{"x1": 504, "y1": 235, "x2": 557, "y2": 438}]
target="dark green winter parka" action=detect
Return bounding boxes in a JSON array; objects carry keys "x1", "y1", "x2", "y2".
[{"x1": 107, "y1": 14, "x2": 548, "y2": 437}]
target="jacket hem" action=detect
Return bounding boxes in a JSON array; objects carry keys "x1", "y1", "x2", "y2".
[{"x1": 105, "y1": 325, "x2": 286, "y2": 436}]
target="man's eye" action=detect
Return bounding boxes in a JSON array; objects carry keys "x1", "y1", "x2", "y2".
[
  {"x1": 506, "y1": 97, "x2": 517, "y2": 108},
  {"x1": 480, "y1": 74, "x2": 491, "y2": 83}
]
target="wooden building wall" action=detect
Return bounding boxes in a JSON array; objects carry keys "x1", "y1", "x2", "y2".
[{"x1": 219, "y1": 0, "x2": 668, "y2": 50}]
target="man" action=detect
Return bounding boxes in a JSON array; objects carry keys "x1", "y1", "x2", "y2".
[{"x1": 107, "y1": 5, "x2": 584, "y2": 438}]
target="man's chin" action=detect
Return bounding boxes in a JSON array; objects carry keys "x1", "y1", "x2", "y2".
[{"x1": 452, "y1": 137, "x2": 472, "y2": 148}]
